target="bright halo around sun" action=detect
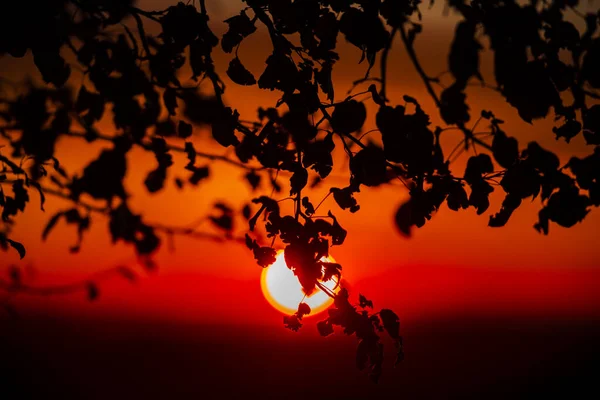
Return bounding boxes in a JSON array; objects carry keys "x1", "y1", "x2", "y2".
[{"x1": 261, "y1": 251, "x2": 339, "y2": 316}]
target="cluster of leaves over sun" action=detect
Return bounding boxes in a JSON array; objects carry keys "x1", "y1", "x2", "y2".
[{"x1": 1, "y1": 0, "x2": 600, "y2": 382}]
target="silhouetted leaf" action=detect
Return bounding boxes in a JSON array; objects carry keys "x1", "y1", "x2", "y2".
[
  {"x1": 330, "y1": 187, "x2": 360, "y2": 213},
  {"x1": 379, "y1": 309, "x2": 400, "y2": 339},
  {"x1": 359, "y1": 294, "x2": 373, "y2": 308},
  {"x1": 583, "y1": 105, "x2": 600, "y2": 145},
  {"x1": 42, "y1": 211, "x2": 64, "y2": 241},
  {"x1": 501, "y1": 61, "x2": 559, "y2": 123},
  {"x1": 492, "y1": 129, "x2": 519, "y2": 169},
  {"x1": 339, "y1": 7, "x2": 389, "y2": 59},
  {"x1": 297, "y1": 302, "x2": 311, "y2": 318},
  {"x1": 188, "y1": 166, "x2": 210, "y2": 185},
  {"x1": 315, "y1": 62, "x2": 334, "y2": 102},
  {"x1": 245, "y1": 171, "x2": 261, "y2": 191},
  {"x1": 290, "y1": 165, "x2": 308, "y2": 196},
  {"x1": 317, "y1": 320, "x2": 334, "y2": 336},
  {"x1": 440, "y1": 83, "x2": 470, "y2": 125},
  {"x1": 351, "y1": 146, "x2": 388, "y2": 187},
  {"x1": 302, "y1": 197, "x2": 315, "y2": 216},
  {"x1": 211, "y1": 107, "x2": 240, "y2": 147},
  {"x1": 242, "y1": 204, "x2": 252, "y2": 220},
  {"x1": 178, "y1": 120, "x2": 193, "y2": 139},
  {"x1": 221, "y1": 10, "x2": 256, "y2": 53},
  {"x1": 6, "y1": 238, "x2": 25, "y2": 259},
  {"x1": 86, "y1": 282, "x2": 99, "y2": 301},
  {"x1": 553, "y1": 119, "x2": 581, "y2": 143},
  {"x1": 540, "y1": 186, "x2": 590, "y2": 230},
  {"x1": 26, "y1": 179, "x2": 45, "y2": 211},
  {"x1": 226, "y1": 57, "x2": 256, "y2": 86},
  {"x1": 70, "y1": 139, "x2": 129, "y2": 201},
  {"x1": 489, "y1": 194, "x2": 522, "y2": 227},
  {"x1": 283, "y1": 314, "x2": 302, "y2": 331},
  {"x1": 321, "y1": 261, "x2": 342, "y2": 283},
  {"x1": 582, "y1": 38, "x2": 600, "y2": 88},
  {"x1": 184, "y1": 142, "x2": 196, "y2": 168},
  {"x1": 163, "y1": 87, "x2": 178, "y2": 116},
  {"x1": 446, "y1": 181, "x2": 469, "y2": 211},
  {"x1": 331, "y1": 100, "x2": 367, "y2": 135},
  {"x1": 33, "y1": 49, "x2": 71, "y2": 87},
  {"x1": 328, "y1": 211, "x2": 347, "y2": 246},
  {"x1": 449, "y1": 21, "x2": 482, "y2": 83},
  {"x1": 253, "y1": 245, "x2": 276, "y2": 267}
]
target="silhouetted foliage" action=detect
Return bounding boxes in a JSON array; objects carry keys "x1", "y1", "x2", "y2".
[{"x1": 1, "y1": 0, "x2": 600, "y2": 383}]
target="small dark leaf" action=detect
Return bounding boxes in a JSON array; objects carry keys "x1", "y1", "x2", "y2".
[
  {"x1": 321, "y1": 261, "x2": 342, "y2": 283},
  {"x1": 226, "y1": 57, "x2": 256, "y2": 86},
  {"x1": 330, "y1": 187, "x2": 360, "y2": 213},
  {"x1": 188, "y1": 166, "x2": 210, "y2": 185},
  {"x1": 359, "y1": 294, "x2": 373, "y2": 308},
  {"x1": 144, "y1": 167, "x2": 167, "y2": 193},
  {"x1": 26, "y1": 179, "x2": 45, "y2": 211},
  {"x1": 210, "y1": 215, "x2": 233, "y2": 231},
  {"x1": 242, "y1": 204, "x2": 252, "y2": 220},
  {"x1": 253, "y1": 246, "x2": 276, "y2": 267},
  {"x1": 211, "y1": 107, "x2": 240, "y2": 147},
  {"x1": 331, "y1": 100, "x2": 367, "y2": 135},
  {"x1": 328, "y1": 211, "x2": 347, "y2": 246},
  {"x1": 317, "y1": 320, "x2": 334, "y2": 336},
  {"x1": 489, "y1": 194, "x2": 522, "y2": 227},
  {"x1": 178, "y1": 120, "x2": 193, "y2": 139},
  {"x1": 221, "y1": 10, "x2": 257, "y2": 53},
  {"x1": 492, "y1": 129, "x2": 519, "y2": 169},
  {"x1": 283, "y1": 314, "x2": 303, "y2": 331},
  {"x1": 350, "y1": 146, "x2": 388, "y2": 187},
  {"x1": 553, "y1": 119, "x2": 581, "y2": 143},
  {"x1": 163, "y1": 88, "x2": 178, "y2": 116},
  {"x1": 379, "y1": 309, "x2": 400, "y2": 339},
  {"x1": 6, "y1": 239, "x2": 26, "y2": 259},
  {"x1": 464, "y1": 154, "x2": 494, "y2": 185},
  {"x1": 583, "y1": 105, "x2": 600, "y2": 145},
  {"x1": 86, "y1": 282, "x2": 99, "y2": 301},
  {"x1": 297, "y1": 302, "x2": 311, "y2": 318},
  {"x1": 449, "y1": 21, "x2": 482, "y2": 83},
  {"x1": 184, "y1": 142, "x2": 196, "y2": 168},
  {"x1": 302, "y1": 197, "x2": 315, "y2": 216},
  {"x1": 543, "y1": 186, "x2": 590, "y2": 229},
  {"x1": 245, "y1": 171, "x2": 261, "y2": 191},
  {"x1": 245, "y1": 233, "x2": 255, "y2": 250},
  {"x1": 290, "y1": 165, "x2": 308, "y2": 196},
  {"x1": 446, "y1": 181, "x2": 469, "y2": 211},
  {"x1": 42, "y1": 212, "x2": 64, "y2": 241},
  {"x1": 440, "y1": 83, "x2": 470, "y2": 125}
]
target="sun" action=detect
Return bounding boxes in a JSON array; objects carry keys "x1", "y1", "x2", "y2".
[{"x1": 261, "y1": 251, "x2": 339, "y2": 316}]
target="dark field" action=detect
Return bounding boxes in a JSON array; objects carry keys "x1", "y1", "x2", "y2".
[{"x1": 3, "y1": 313, "x2": 599, "y2": 399}]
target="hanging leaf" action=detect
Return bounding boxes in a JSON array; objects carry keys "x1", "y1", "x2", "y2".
[{"x1": 226, "y1": 57, "x2": 256, "y2": 86}]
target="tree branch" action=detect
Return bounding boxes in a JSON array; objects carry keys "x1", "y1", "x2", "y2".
[
  {"x1": 380, "y1": 26, "x2": 399, "y2": 103},
  {"x1": 38, "y1": 186, "x2": 247, "y2": 244},
  {"x1": 399, "y1": 23, "x2": 492, "y2": 152}
]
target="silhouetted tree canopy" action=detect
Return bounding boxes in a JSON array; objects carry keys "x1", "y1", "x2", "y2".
[{"x1": 1, "y1": 0, "x2": 600, "y2": 382}]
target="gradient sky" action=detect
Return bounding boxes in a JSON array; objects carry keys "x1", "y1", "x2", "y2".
[{"x1": 1, "y1": 0, "x2": 599, "y2": 329}]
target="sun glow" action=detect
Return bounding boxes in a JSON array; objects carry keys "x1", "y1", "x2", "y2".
[{"x1": 260, "y1": 251, "x2": 338, "y2": 316}]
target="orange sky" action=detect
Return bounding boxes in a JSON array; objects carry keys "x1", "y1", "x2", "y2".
[{"x1": 1, "y1": 0, "x2": 600, "y2": 326}]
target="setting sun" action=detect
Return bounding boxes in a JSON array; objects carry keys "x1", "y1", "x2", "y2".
[{"x1": 260, "y1": 251, "x2": 339, "y2": 316}]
